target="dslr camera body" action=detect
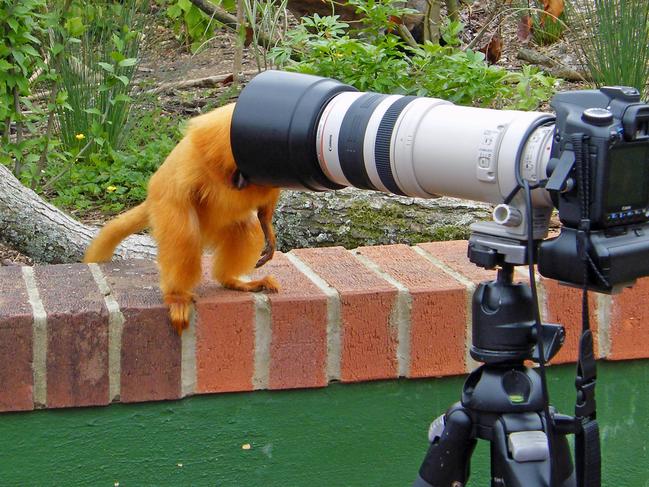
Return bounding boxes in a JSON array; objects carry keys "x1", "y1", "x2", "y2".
[{"x1": 539, "y1": 86, "x2": 649, "y2": 291}]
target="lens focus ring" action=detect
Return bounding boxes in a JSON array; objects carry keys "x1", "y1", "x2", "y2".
[{"x1": 374, "y1": 96, "x2": 419, "y2": 196}]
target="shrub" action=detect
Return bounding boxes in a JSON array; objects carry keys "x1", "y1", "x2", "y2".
[
  {"x1": 46, "y1": 106, "x2": 182, "y2": 214},
  {"x1": 271, "y1": 6, "x2": 557, "y2": 110},
  {"x1": 0, "y1": 0, "x2": 48, "y2": 176}
]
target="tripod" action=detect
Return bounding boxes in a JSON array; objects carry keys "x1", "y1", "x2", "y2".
[{"x1": 412, "y1": 238, "x2": 579, "y2": 487}]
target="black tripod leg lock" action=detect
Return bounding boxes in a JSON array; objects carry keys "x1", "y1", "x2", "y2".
[{"x1": 413, "y1": 404, "x2": 476, "y2": 487}]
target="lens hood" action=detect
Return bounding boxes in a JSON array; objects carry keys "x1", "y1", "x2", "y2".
[{"x1": 231, "y1": 70, "x2": 357, "y2": 190}]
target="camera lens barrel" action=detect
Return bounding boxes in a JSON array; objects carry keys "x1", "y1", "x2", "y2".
[{"x1": 231, "y1": 70, "x2": 555, "y2": 207}]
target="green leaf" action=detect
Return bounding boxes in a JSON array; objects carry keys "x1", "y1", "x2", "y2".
[
  {"x1": 220, "y1": 0, "x2": 236, "y2": 11},
  {"x1": 23, "y1": 32, "x2": 41, "y2": 45},
  {"x1": 112, "y1": 33, "x2": 124, "y2": 52},
  {"x1": 65, "y1": 16, "x2": 85, "y2": 37},
  {"x1": 84, "y1": 108, "x2": 102, "y2": 116},
  {"x1": 7, "y1": 17, "x2": 19, "y2": 32},
  {"x1": 20, "y1": 44, "x2": 40, "y2": 58},
  {"x1": 50, "y1": 43, "x2": 64, "y2": 57},
  {"x1": 110, "y1": 51, "x2": 126, "y2": 63},
  {"x1": 118, "y1": 58, "x2": 137, "y2": 68},
  {"x1": 167, "y1": 3, "x2": 182, "y2": 19},
  {"x1": 178, "y1": 0, "x2": 193, "y2": 12},
  {"x1": 97, "y1": 62, "x2": 114, "y2": 73},
  {"x1": 12, "y1": 49, "x2": 25, "y2": 66},
  {"x1": 55, "y1": 90, "x2": 68, "y2": 105},
  {"x1": 115, "y1": 75, "x2": 129, "y2": 86},
  {"x1": 23, "y1": 153, "x2": 40, "y2": 164}
]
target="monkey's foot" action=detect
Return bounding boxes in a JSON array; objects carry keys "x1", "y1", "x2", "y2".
[
  {"x1": 223, "y1": 275, "x2": 280, "y2": 293},
  {"x1": 255, "y1": 244, "x2": 275, "y2": 268},
  {"x1": 164, "y1": 293, "x2": 193, "y2": 335}
]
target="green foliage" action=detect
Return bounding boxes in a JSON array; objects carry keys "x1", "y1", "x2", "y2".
[
  {"x1": 567, "y1": 0, "x2": 649, "y2": 98},
  {"x1": 346, "y1": 0, "x2": 417, "y2": 40},
  {"x1": 271, "y1": 6, "x2": 557, "y2": 109},
  {"x1": 0, "y1": 0, "x2": 152, "y2": 212},
  {"x1": 0, "y1": 0, "x2": 45, "y2": 117},
  {"x1": 0, "y1": 0, "x2": 48, "y2": 173},
  {"x1": 54, "y1": 0, "x2": 142, "y2": 159},
  {"x1": 45, "y1": 107, "x2": 182, "y2": 214},
  {"x1": 165, "y1": 0, "x2": 234, "y2": 52}
]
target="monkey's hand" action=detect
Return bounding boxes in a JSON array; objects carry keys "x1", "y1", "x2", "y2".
[{"x1": 255, "y1": 242, "x2": 274, "y2": 268}]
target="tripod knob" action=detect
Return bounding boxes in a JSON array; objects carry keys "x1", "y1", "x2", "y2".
[{"x1": 508, "y1": 431, "x2": 550, "y2": 462}]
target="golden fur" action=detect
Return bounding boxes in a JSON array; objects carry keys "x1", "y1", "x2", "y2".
[{"x1": 84, "y1": 103, "x2": 281, "y2": 335}]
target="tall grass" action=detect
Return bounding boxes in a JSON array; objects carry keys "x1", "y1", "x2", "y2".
[
  {"x1": 54, "y1": 0, "x2": 142, "y2": 156},
  {"x1": 243, "y1": 0, "x2": 290, "y2": 71},
  {"x1": 567, "y1": 0, "x2": 649, "y2": 97}
]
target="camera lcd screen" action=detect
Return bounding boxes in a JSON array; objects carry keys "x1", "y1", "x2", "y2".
[{"x1": 604, "y1": 144, "x2": 649, "y2": 211}]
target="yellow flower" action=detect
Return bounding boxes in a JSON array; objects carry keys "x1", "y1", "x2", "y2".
[
  {"x1": 106, "y1": 185, "x2": 117, "y2": 193},
  {"x1": 75, "y1": 133, "x2": 85, "y2": 140}
]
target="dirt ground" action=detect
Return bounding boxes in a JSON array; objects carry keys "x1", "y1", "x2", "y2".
[{"x1": 0, "y1": 2, "x2": 582, "y2": 266}]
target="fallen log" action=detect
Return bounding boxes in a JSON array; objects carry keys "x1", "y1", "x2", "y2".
[{"x1": 0, "y1": 162, "x2": 491, "y2": 264}]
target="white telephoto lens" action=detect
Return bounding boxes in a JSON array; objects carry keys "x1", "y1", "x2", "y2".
[{"x1": 315, "y1": 88, "x2": 555, "y2": 208}]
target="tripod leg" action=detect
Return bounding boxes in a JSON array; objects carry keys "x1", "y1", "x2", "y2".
[{"x1": 413, "y1": 403, "x2": 476, "y2": 487}]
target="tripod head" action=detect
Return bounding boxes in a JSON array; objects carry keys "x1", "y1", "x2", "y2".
[{"x1": 467, "y1": 233, "x2": 565, "y2": 366}]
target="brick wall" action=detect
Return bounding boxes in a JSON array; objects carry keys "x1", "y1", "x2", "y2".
[{"x1": 0, "y1": 240, "x2": 647, "y2": 413}]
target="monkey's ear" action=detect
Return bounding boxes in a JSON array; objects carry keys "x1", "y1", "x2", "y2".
[{"x1": 232, "y1": 169, "x2": 250, "y2": 190}]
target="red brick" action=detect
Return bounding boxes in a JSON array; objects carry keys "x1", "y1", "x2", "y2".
[
  {"x1": 417, "y1": 241, "x2": 496, "y2": 284},
  {"x1": 195, "y1": 261, "x2": 256, "y2": 393},
  {"x1": 100, "y1": 260, "x2": 181, "y2": 403},
  {"x1": 254, "y1": 252, "x2": 328, "y2": 390},
  {"x1": 292, "y1": 247, "x2": 398, "y2": 382},
  {"x1": 608, "y1": 277, "x2": 649, "y2": 360},
  {"x1": 196, "y1": 253, "x2": 329, "y2": 392},
  {"x1": 0, "y1": 266, "x2": 33, "y2": 412},
  {"x1": 357, "y1": 244, "x2": 467, "y2": 377},
  {"x1": 34, "y1": 264, "x2": 109, "y2": 408}
]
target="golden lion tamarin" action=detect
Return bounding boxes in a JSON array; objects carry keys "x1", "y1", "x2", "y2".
[{"x1": 84, "y1": 103, "x2": 281, "y2": 335}]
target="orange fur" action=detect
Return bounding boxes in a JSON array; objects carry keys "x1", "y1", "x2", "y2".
[{"x1": 84, "y1": 103, "x2": 281, "y2": 335}]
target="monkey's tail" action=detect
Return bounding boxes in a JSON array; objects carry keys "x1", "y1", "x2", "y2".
[{"x1": 84, "y1": 202, "x2": 150, "y2": 263}]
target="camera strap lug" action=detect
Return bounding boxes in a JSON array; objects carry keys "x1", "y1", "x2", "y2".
[{"x1": 545, "y1": 150, "x2": 575, "y2": 192}]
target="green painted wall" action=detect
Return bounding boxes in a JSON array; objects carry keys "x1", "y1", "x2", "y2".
[{"x1": 1, "y1": 361, "x2": 647, "y2": 486}]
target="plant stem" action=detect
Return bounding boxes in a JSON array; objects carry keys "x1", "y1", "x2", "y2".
[
  {"x1": 445, "y1": 0, "x2": 459, "y2": 21},
  {"x1": 233, "y1": 0, "x2": 245, "y2": 86},
  {"x1": 32, "y1": 84, "x2": 58, "y2": 190},
  {"x1": 12, "y1": 87, "x2": 24, "y2": 177},
  {"x1": 423, "y1": 0, "x2": 441, "y2": 44}
]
